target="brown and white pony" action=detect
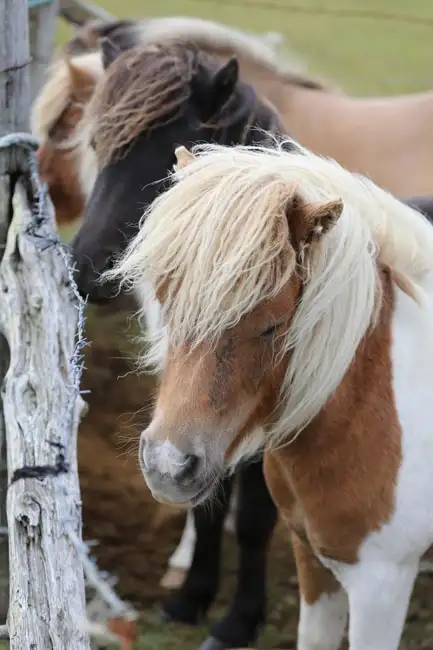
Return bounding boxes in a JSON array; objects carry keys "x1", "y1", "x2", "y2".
[
  {"x1": 30, "y1": 15, "x2": 287, "y2": 225},
  {"x1": 108, "y1": 139, "x2": 433, "y2": 650}
]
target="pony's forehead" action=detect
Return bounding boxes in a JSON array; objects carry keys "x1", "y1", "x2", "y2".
[{"x1": 81, "y1": 42, "x2": 215, "y2": 167}]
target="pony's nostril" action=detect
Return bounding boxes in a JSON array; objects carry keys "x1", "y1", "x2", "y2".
[{"x1": 176, "y1": 454, "x2": 200, "y2": 484}]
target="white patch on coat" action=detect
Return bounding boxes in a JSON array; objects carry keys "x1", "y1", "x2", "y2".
[
  {"x1": 297, "y1": 590, "x2": 348, "y2": 650},
  {"x1": 318, "y1": 273, "x2": 433, "y2": 650}
]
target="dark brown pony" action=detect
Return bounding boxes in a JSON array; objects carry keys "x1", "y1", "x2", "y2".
[{"x1": 31, "y1": 15, "x2": 285, "y2": 225}]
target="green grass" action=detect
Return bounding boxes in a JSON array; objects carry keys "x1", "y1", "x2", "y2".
[{"x1": 52, "y1": 1, "x2": 433, "y2": 647}]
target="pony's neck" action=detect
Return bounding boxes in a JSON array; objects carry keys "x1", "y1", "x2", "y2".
[{"x1": 264, "y1": 268, "x2": 399, "y2": 563}]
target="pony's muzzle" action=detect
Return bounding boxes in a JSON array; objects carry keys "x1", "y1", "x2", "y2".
[{"x1": 139, "y1": 435, "x2": 206, "y2": 505}]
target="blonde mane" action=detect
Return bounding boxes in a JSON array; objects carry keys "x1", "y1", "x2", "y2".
[
  {"x1": 110, "y1": 139, "x2": 433, "y2": 446},
  {"x1": 30, "y1": 51, "x2": 103, "y2": 142},
  {"x1": 136, "y1": 16, "x2": 285, "y2": 66}
]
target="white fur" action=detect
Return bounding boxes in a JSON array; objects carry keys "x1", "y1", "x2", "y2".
[
  {"x1": 134, "y1": 282, "x2": 167, "y2": 371},
  {"x1": 314, "y1": 273, "x2": 433, "y2": 649},
  {"x1": 298, "y1": 591, "x2": 348, "y2": 650},
  {"x1": 168, "y1": 509, "x2": 196, "y2": 570}
]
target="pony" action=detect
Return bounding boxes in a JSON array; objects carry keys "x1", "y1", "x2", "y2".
[
  {"x1": 30, "y1": 15, "x2": 286, "y2": 225},
  {"x1": 31, "y1": 50, "x2": 103, "y2": 225},
  {"x1": 69, "y1": 32, "x2": 433, "y2": 649},
  {"x1": 108, "y1": 138, "x2": 433, "y2": 650},
  {"x1": 71, "y1": 38, "x2": 285, "y2": 650}
]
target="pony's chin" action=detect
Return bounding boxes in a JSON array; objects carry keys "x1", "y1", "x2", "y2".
[{"x1": 150, "y1": 478, "x2": 218, "y2": 508}]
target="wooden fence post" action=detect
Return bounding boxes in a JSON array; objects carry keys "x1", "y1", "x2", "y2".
[
  {"x1": 0, "y1": 0, "x2": 33, "y2": 623},
  {"x1": 29, "y1": 0, "x2": 60, "y2": 102},
  {"x1": 0, "y1": 1, "x2": 90, "y2": 646}
]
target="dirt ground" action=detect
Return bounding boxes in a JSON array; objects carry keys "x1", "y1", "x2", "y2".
[
  {"x1": 79, "y1": 300, "x2": 433, "y2": 649},
  {"x1": 78, "y1": 298, "x2": 186, "y2": 606}
]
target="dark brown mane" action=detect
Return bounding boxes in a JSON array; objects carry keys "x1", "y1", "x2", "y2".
[
  {"x1": 84, "y1": 41, "x2": 203, "y2": 166},
  {"x1": 83, "y1": 39, "x2": 281, "y2": 167}
]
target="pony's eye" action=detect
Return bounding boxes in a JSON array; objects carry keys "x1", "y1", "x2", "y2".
[{"x1": 261, "y1": 323, "x2": 278, "y2": 338}]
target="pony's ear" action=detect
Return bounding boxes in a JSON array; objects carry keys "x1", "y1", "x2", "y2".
[
  {"x1": 287, "y1": 194, "x2": 343, "y2": 256},
  {"x1": 100, "y1": 37, "x2": 122, "y2": 69},
  {"x1": 192, "y1": 57, "x2": 239, "y2": 121},
  {"x1": 174, "y1": 146, "x2": 196, "y2": 171},
  {"x1": 66, "y1": 58, "x2": 95, "y2": 98}
]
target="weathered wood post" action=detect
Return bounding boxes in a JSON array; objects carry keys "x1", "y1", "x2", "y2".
[
  {"x1": 0, "y1": 0, "x2": 32, "y2": 622},
  {"x1": 0, "y1": 0, "x2": 90, "y2": 647},
  {"x1": 29, "y1": 0, "x2": 60, "y2": 102}
]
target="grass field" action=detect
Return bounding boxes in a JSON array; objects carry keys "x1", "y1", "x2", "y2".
[{"x1": 49, "y1": 1, "x2": 433, "y2": 649}]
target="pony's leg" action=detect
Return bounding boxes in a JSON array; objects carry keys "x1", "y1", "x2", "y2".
[
  {"x1": 160, "y1": 475, "x2": 233, "y2": 624},
  {"x1": 336, "y1": 558, "x2": 418, "y2": 650},
  {"x1": 292, "y1": 533, "x2": 348, "y2": 650},
  {"x1": 201, "y1": 459, "x2": 278, "y2": 650},
  {"x1": 160, "y1": 509, "x2": 196, "y2": 589}
]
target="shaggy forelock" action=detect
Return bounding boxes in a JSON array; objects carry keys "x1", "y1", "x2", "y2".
[{"x1": 82, "y1": 41, "x2": 202, "y2": 166}]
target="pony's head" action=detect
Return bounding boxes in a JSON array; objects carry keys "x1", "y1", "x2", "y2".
[
  {"x1": 31, "y1": 51, "x2": 103, "y2": 224},
  {"x1": 109, "y1": 141, "x2": 433, "y2": 506},
  {"x1": 71, "y1": 39, "x2": 281, "y2": 303},
  {"x1": 106, "y1": 143, "x2": 348, "y2": 505}
]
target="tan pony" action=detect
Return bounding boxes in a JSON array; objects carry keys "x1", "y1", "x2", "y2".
[
  {"x1": 108, "y1": 139, "x2": 433, "y2": 650},
  {"x1": 30, "y1": 15, "x2": 288, "y2": 225},
  {"x1": 31, "y1": 51, "x2": 103, "y2": 225}
]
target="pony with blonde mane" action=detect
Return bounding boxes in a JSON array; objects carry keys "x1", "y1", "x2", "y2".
[
  {"x1": 109, "y1": 139, "x2": 433, "y2": 650},
  {"x1": 31, "y1": 50, "x2": 103, "y2": 224}
]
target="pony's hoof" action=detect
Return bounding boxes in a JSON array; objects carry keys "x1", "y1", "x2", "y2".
[{"x1": 198, "y1": 636, "x2": 234, "y2": 650}]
